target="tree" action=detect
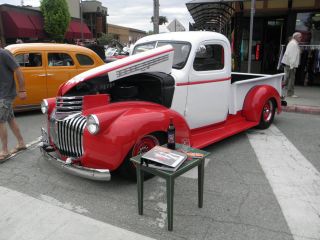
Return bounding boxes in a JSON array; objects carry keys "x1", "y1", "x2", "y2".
[
  {"x1": 147, "y1": 30, "x2": 154, "y2": 35},
  {"x1": 97, "y1": 33, "x2": 115, "y2": 45},
  {"x1": 151, "y1": 16, "x2": 168, "y2": 25},
  {"x1": 40, "y1": 0, "x2": 70, "y2": 42}
]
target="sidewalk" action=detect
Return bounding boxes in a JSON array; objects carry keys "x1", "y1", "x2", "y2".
[{"x1": 282, "y1": 86, "x2": 320, "y2": 115}]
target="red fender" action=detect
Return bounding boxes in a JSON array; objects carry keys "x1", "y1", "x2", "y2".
[
  {"x1": 81, "y1": 101, "x2": 191, "y2": 170},
  {"x1": 242, "y1": 85, "x2": 281, "y2": 122}
]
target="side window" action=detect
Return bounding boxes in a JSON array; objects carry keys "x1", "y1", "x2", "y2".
[
  {"x1": 15, "y1": 53, "x2": 42, "y2": 67},
  {"x1": 76, "y1": 54, "x2": 94, "y2": 65},
  {"x1": 48, "y1": 53, "x2": 74, "y2": 66},
  {"x1": 133, "y1": 42, "x2": 157, "y2": 54},
  {"x1": 193, "y1": 44, "x2": 224, "y2": 71}
]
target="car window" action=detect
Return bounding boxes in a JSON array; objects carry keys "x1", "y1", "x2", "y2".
[
  {"x1": 133, "y1": 41, "x2": 191, "y2": 69},
  {"x1": 48, "y1": 53, "x2": 74, "y2": 66},
  {"x1": 193, "y1": 44, "x2": 224, "y2": 71},
  {"x1": 76, "y1": 54, "x2": 94, "y2": 65},
  {"x1": 15, "y1": 53, "x2": 42, "y2": 67},
  {"x1": 133, "y1": 42, "x2": 157, "y2": 54}
]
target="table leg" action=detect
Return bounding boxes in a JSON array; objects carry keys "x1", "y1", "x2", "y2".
[
  {"x1": 198, "y1": 158, "x2": 204, "y2": 208},
  {"x1": 136, "y1": 166, "x2": 144, "y2": 215},
  {"x1": 166, "y1": 177, "x2": 174, "y2": 231}
]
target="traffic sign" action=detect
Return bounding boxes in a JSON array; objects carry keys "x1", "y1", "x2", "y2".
[{"x1": 167, "y1": 19, "x2": 185, "y2": 32}]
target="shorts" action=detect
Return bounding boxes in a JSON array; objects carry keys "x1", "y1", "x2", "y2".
[{"x1": 0, "y1": 99, "x2": 14, "y2": 123}]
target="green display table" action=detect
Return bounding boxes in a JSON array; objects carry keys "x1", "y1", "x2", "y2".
[{"x1": 130, "y1": 144, "x2": 209, "y2": 231}]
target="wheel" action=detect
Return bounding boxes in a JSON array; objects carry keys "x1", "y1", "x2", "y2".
[
  {"x1": 119, "y1": 133, "x2": 165, "y2": 181},
  {"x1": 256, "y1": 99, "x2": 276, "y2": 129}
]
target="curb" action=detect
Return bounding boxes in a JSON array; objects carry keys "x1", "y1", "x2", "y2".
[{"x1": 282, "y1": 105, "x2": 320, "y2": 115}]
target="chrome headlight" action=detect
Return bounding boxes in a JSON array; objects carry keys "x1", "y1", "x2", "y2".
[
  {"x1": 41, "y1": 99, "x2": 48, "y2": 114},
  {"x1": 86, "y1": 114, "x2": 100, "y2": 135}
]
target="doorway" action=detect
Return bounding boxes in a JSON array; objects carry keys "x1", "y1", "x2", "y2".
[{"x1": 262, "y1": 19, "x2": 284, "y2": 74}]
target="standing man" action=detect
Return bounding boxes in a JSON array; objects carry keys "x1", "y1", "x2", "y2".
[
  {"x1": 0, "y1": 40, "x2": 27, "y2": 161},
  {"x1": 281, "y1": 32, "x2": 302, "y2": 98}
]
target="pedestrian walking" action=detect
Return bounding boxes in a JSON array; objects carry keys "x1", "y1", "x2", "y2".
[
  {"x1": 0, "y1": 39, "x2": 27, "y2": 161},
  {"x1": 281, "y1": 32, "x2": 302, "y2": 97}
]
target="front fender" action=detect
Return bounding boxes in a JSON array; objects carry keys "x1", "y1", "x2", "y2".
[
  {"x1": 82, "y1": 103, "x2": 190, "y2": 170},
  {"x1": 242, "y1": 85, "x2": 281, "y2": 122}
]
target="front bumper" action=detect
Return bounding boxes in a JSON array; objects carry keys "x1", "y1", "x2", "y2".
[{"x1": 40, "y1": 128, "x2": 111, "y2": 181}]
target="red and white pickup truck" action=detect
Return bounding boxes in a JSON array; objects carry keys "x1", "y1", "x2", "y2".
[{"x1": 40, "y1": 31, "x2": 284, "y2": 181}]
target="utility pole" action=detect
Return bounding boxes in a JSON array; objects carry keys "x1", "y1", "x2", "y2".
[
  {"x1": 153, "y1": 0, "x2": 159, "y2": 34},
  {"x1": 247, "y1": 0, "x2": 255, "y2": 73},
  {"x1": 80, "y1": 0, "x2": 84, "y2": 42}
]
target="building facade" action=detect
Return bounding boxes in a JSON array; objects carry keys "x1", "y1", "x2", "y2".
[
  {"x1": 108, "y1": 24, "x2": 146, "y2": 45},
  {"x1": 67, "y1": 0, "x2": 80, "y2": 18},
  {"x1": 82, "y1": 0, "x2": 108, "y2": 39}
]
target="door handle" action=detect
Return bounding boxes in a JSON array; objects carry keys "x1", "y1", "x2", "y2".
[
  {"x1": 36, "y1": 74, "x2": 47, "y2": 77},
  {"x1": 46, "y1": 73, "x2": 54, "y2": 76}
]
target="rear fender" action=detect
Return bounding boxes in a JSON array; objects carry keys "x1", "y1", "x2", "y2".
[
  {"x1": 82, "y1": 106, "x2": 190, "y2": 170},
  {"x1": 242, "y1": 85, "x2": 281, "y2": 122}
]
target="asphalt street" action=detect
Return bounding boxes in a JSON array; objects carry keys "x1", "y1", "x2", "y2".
[{"x1": 0, "y1": 111, "x2": 319, "y2": 240}]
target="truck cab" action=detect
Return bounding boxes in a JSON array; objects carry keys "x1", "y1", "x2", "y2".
[{"x1": 133, "y1": 32, "x2": 231, "y2": 129}]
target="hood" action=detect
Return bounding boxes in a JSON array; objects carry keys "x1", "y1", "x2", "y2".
[{"x1": 60, "y1": 45, "x2": 174, "y2": 96}]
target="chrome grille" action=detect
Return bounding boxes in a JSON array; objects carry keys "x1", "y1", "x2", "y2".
[
  {"x1": 49, "y1": 114, "x2": 87, "y2": 158},
  {"x1": 56, "y1": 96, "x2": 83, "y2": 115}
]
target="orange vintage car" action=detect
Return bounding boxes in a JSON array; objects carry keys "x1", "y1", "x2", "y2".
[{"x1": 5, "y1": 43, "x2": 105, "y2": 111}]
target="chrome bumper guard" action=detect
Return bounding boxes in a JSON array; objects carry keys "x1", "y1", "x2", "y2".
[{"x1": 40, "y1": 128, "x2": 111, "y2": 181}]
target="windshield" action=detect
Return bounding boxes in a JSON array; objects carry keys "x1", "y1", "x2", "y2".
[{"x1": 133, "y1": 41, "x2": 191, "y2": 69}]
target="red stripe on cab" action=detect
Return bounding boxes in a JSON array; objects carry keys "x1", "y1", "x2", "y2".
[{"x1": 176, "y1": 77, "x2": 231, "y2": 86}]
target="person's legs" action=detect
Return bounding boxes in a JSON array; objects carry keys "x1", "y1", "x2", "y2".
[
  {"x1": 283, "y1": 66, "x2": 290, "y2": 97},
  {"x1": 0, "y1": 100, "x2": 10, "y2": 156},
  {"x1": 2, "y1": 100, "x2": 26, "y2": 151},
  {"x1": 0, "y1": 122, "x2": 9, "y2": 155},
  {"x1": 8, "y1": 118, "x2": 25, "y2": 148},
  {"x1": 287, "y1": 68, "x2": 296, "y2": 97}
]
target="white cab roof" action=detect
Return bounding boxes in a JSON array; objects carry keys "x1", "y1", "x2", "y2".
[{"x1": 135, "y1": 31, "x2": 230, "y2": 47}]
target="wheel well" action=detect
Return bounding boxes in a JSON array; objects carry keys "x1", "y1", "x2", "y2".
[
  {"x1": 152, "y1": 131, "x2": 167, "y2": 145},
  {"x1": 243, "y1": 85, "x2": 280, "y2": 122}
]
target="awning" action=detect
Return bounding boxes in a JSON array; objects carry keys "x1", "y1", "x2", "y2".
[
  {"x1": 2, "y1": 11, "x2": 36, "y2": 38},
  {"x1": 65, "y1": 20, "x2": 92, "y2": 40},
  {"x1": 28, "y1": 15, "x2": 46, "y2": 39},
  {"x1": 186, "y1": 0, "x2": 242, "y2": 31}
]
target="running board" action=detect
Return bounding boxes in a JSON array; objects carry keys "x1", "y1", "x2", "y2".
[{"x1": 191, "y1": 118, "x2": 258, "y2": 149}]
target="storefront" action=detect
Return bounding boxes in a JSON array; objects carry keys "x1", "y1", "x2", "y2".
[
  {"x1": 186, "y1": 0, "x2": 320, "y2": 86},
  {"x1": 294, "y1": 12, "x2": 320, "y2": 86},
  {"x1": 233, "y1": 0, "x2": 320, "y2": 84},
  {"x1": 0, "y1": 4, "x2": 92, "y2": 45}
]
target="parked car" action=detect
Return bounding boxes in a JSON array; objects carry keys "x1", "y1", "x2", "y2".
[
  {"x1": 40, "y1": 31, "x2": 285, "y2": 181},
  {"x1": 104, "y1": 40, "x2": 129, "y2": 63},
  {"x1": 5, "y1": 43, "x2": 105, "y2": 111}
]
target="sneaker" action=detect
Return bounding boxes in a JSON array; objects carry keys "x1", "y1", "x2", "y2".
[{"x1": 291, "y1": 95, "x2": 299, "y2": 98}]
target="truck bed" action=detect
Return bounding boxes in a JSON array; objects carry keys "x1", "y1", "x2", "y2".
[
  {"x1": 231, "y1": 73, "x2": 267, "y2": 83},
  {"x1": 229, "y1": 72, "x2": 284, "y2": 114}
]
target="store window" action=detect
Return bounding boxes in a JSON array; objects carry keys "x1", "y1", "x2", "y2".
[{"x1": 296, "y1": 12, "x2": 320, "y2": 44}]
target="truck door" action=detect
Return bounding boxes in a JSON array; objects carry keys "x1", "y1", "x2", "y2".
[{"x1": 186, "y1": 41, "x2": 231, "y2": 129}]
